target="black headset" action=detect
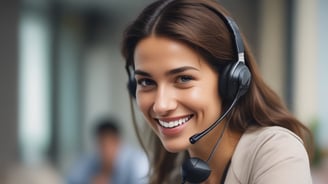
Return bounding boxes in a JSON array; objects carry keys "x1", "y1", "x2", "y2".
[
  {"x1": 125, "y1": 12, "x2": 251, "y2": 102},
  {"x1": 217, "y1": 15, "x2": 251, "y2": 102}
]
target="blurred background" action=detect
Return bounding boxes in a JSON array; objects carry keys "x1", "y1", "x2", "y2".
[{"x1": 0, "y1": 0, "x2": 327, "y2": 183}]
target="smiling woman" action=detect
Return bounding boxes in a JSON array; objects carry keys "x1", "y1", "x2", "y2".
[{"x1": 121, "y1": 0, "x2": 313, "y2": 184}]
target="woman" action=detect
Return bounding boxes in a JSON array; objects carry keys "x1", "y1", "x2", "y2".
[{"x1": 121, "y1": 0, "x2": 313, "y2": 183}]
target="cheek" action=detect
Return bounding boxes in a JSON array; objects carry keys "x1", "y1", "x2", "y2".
[
  {"x1": 184, "y1": 84, "x2": 222, "y2": 119},
  {"x1": 186, "y1": 86, "x2": 220, "y2": 106},
  {"x1": 184, "y1": 89, "x2": 204, "y2": 106},
  {"x1": 136, "y1": 93, "x2": 153, "y2": 116}
]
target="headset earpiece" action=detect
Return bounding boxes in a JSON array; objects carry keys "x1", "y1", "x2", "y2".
[
  {"x1": 125, "y1": 64, "x2": 137, "y2": 98},
  {"x1": 219, "y1": 61, "x2": 251, "y2": 102},
  {"x1": 215, "y1": 15, "x2": 251, "y2": 102},
  {"x1": 127, "y1": 78, "x2": 137, "y2": 98}
]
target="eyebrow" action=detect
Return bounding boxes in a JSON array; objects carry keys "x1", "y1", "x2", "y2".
[{"x1": 134, "y1": 66, "x2": 199, "y2": 77}]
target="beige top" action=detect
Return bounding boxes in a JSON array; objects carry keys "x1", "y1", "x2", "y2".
[{"x1": 225, "y1": 126, "x2": 312, "y2": 184}]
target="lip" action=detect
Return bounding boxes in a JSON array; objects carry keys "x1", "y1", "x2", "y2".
[{"x1": 155, "y1": 114, "x2": 193, "y2": 136}]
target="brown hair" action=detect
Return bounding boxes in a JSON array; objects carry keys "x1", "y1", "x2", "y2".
[{"x1": 121, "y1": 0, "x2": 312, "y2": 183}]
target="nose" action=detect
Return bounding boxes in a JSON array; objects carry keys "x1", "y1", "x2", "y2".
[{"x1": 152, "y1": 86, "x2": 177, "y2": 116}]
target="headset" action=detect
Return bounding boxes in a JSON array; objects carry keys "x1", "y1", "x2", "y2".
[{"x1": 125, "y1": 1, "x2": 252, "y2": 183}]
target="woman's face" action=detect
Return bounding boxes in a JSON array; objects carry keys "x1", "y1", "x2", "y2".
[{"x1": 134, "y1": 36, "x2": 222, "y2": 152}]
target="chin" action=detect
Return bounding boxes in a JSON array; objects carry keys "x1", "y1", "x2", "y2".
[{"x1": 160, "y1": 137, "x2": 190, "y2": 153}]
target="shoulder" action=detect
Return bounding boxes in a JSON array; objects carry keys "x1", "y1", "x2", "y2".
[
  {"x1": 238, "y1": 126, "x2": 305, "y2": 153},
  {"x1": 226, "y1": 126, "x2": 312, "y2": 183}
]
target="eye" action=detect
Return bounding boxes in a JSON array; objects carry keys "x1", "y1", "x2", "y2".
[
  {"x1": 137, "y1": 78, "x2": 155, "y2": 87},
  {"x1": 177, "y1": 75, "x2": 193, "y2": 83}
]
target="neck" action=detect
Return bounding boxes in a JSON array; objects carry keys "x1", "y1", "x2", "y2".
[{"x1": 188, "y1": 124, "x2": 241, "y2": 183}]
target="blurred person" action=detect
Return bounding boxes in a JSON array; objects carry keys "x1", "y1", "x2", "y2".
[
  {"x1": 67, "y1": 118, "x2": 148, "y2": 184},
  {"x1": 121, "y1": 0, "x2": 313, "y2": 183}
]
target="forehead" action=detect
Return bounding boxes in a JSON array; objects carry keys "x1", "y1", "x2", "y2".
[{"x1": 134, "y1": 36, "x2": 203, "y2": 68}]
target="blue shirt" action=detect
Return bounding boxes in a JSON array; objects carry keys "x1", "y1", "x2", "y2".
[{"x1": 67, "y1": 144, "x2": 149, "y2": 184}]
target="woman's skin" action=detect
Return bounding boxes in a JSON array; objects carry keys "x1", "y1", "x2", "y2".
[{"x1": 133, "y1": 36, "x2": 242, "y2": 183}]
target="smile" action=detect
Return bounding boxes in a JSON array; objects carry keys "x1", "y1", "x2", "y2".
[{"x1": 157, "y1": 115, "x2": 193, "y2": 128}]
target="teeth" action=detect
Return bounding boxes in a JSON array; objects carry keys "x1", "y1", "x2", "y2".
[{"x1": 158, "y1": 116, "x2": 191, "y2": 128}]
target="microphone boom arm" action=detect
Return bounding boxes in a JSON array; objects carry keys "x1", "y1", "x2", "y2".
[{"x1": 189, "y1": 90, "x2": 241, "y2": 144}]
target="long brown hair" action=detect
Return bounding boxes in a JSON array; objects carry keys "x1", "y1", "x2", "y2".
[{"x1": 121, "y1": 0, "x2": 312, "y2": 183}]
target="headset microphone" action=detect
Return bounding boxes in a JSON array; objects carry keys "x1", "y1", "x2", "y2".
[{"x1": 189, "y1": 90, "x2": 241, "y2": 144}]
